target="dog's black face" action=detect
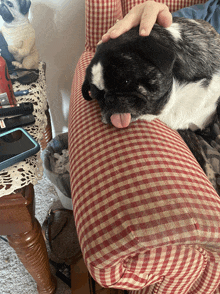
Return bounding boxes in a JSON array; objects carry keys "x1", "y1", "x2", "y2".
[{"x1": 82, "y1": 26, "x2": 175, "y2": 128}]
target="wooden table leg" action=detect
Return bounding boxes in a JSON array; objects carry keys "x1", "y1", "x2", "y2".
[
  {"x1": 7, "y1": 218, "x2": 57, "y2": 294},
  {"x1": 0, "y1": 184, "x2": 56, "y2": 294}
]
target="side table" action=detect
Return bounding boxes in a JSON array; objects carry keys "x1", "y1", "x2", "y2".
[{"x1": 0, "y1": 64, "x2": 57, "y2": 293}]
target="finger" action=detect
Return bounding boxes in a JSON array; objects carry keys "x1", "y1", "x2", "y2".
[
  {"x1": 102, "y1": 20, "x2": 123, "y2": 42},
  {"x1": 102, "y1": 17, "x2": 136, "y2": 42},
  {"x1": 102, "y1": 4, "x2": 144, "y2": 42},
  {"x1": 139, "y1": 2, "x2": 172, "y2": 36},
  {"x1": 110, "y1": 16, "x2": 139, "y2": 38},
  {"x1": 101, "y1": 33, "x2": 110, "y2": 43},
  {"x1": 139, "y1": 11, "x2": 157, "y2": 36},
  {"x1": 157, "y1": 9, "x2": 173, "y2": 28},
  {"x1": 109, "y1": 5, "x2": 145, "y2": 38}
]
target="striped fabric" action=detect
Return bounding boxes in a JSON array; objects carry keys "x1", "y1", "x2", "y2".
[{"x1": 69, "y1": 1, "x2": 220, "y2": 293}]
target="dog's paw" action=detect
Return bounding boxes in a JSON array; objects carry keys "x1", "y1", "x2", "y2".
[{"x1": 12, "y1": 61, "x2": 23, "y2": 68}]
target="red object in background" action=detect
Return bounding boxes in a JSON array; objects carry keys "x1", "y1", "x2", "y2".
[{"x1": 0, "y1": 56, "x2": 16, "y2": 107}]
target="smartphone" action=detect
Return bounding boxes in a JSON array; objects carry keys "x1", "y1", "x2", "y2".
[{"x1": 0, "y1": 127, "x2": 40, "y2": 170}]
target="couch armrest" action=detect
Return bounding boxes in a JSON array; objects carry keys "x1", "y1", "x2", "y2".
[{"x1": 68, "y1": 52, "x2": 220, "y2": 293}]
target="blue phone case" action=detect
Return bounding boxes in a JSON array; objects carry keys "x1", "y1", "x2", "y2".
[{"x1": 0, "y1": 127, "x2": 40, "y2": 170}]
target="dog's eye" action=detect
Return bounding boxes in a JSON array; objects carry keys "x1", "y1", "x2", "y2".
[
  {"x1": 125, "y1": 79, "x2": 131, "y2": 86},
  {"x1": 7, "y1": 1, "x2": 13, "y2": 7}
]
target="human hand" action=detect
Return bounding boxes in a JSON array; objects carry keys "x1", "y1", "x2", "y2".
[{"x1": 101, "y1": 1, "x2": 172, "y2": 43}]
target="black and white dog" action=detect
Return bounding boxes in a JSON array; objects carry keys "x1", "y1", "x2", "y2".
[{"x1": 82, "y1": 17, "x2": 220, "y2": 171}]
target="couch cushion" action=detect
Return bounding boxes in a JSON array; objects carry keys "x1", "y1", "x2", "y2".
[
  {"x1": 121, "y1": 0, "x2": 207, "y2": 15},
  {"x1": 68, "y1": 51, "x2": 220, "y2": 291}
]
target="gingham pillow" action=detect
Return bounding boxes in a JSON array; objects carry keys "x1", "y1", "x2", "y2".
[{"x1": 68, "y1": 51, "x2": 220, "y2": 293}]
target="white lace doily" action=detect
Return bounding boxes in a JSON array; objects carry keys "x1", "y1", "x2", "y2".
[{"x1": 0, "y1": 62, "x2": 47, "y2": 197}]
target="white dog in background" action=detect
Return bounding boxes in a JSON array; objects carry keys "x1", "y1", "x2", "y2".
[{"x1": 0, "y1": 0, "x2": 39, "y2": 69}]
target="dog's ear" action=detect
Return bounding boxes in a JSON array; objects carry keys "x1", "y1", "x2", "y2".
[
  {"x1": 137, "y1": 36, "x2": 176, "y2": 74},
  {"x1": 82, "y1": 78, "x2": 93, "y2": 101},
  {"x1": 19, "y1": 0, "x2": 31, "y2": 15}
]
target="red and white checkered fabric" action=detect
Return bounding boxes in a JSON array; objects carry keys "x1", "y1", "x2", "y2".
[
  {"x1": 85, "y1": 0, "x2": 123, "y2": 52},
  {"x1": 69, "y1": 1, "x2": 220, "y2": 293},
  {"x1": 121, "y1": 0, "x2": 207, "y2": 15}
]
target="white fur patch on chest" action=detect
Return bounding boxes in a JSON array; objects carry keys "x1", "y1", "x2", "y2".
[
  {"x1": 91, "y1": 62, "x2": 105, "y2": 90},
  {"x1": 140, "y1": 72, "x2": 220, "y2": 130}
]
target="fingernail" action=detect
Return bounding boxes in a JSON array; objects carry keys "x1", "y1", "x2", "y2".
[
  {"x1": 140, "y1": 29, "x2": 147, "y2": 36},
  {"x1": 102, "y1": 34, "x2": 108, "y2": 42},
  {"x1": 110, "y1": 29, "x2": 117, "y2": 37}
]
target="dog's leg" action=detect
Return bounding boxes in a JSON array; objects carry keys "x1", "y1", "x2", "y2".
[
  {"x1": 15, "y1": 38, "x2": 34, "y2": 59},
  {"x1": 178, "y1": 129, "x2": 207, "y2": 173},
  {"x1": 22, "y1": 50, "x2": 39, "y2": 69}
]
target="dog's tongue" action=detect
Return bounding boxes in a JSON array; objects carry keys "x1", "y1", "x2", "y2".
[{"x1": 110, "y1": 113, "x2": 131, "y2": 128}]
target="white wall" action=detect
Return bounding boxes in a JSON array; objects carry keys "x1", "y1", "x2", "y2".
[{"x1": 0, "y1": 0, "x2": 85, "y2": 136}]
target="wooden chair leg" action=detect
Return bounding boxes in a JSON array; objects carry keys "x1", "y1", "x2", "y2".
[
  {"x1": 7, "y1": 218, "x2": 57, "y2": 294},
  {"x1": 71, "y1": 258, "x2": 90, "y2": 294}
]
